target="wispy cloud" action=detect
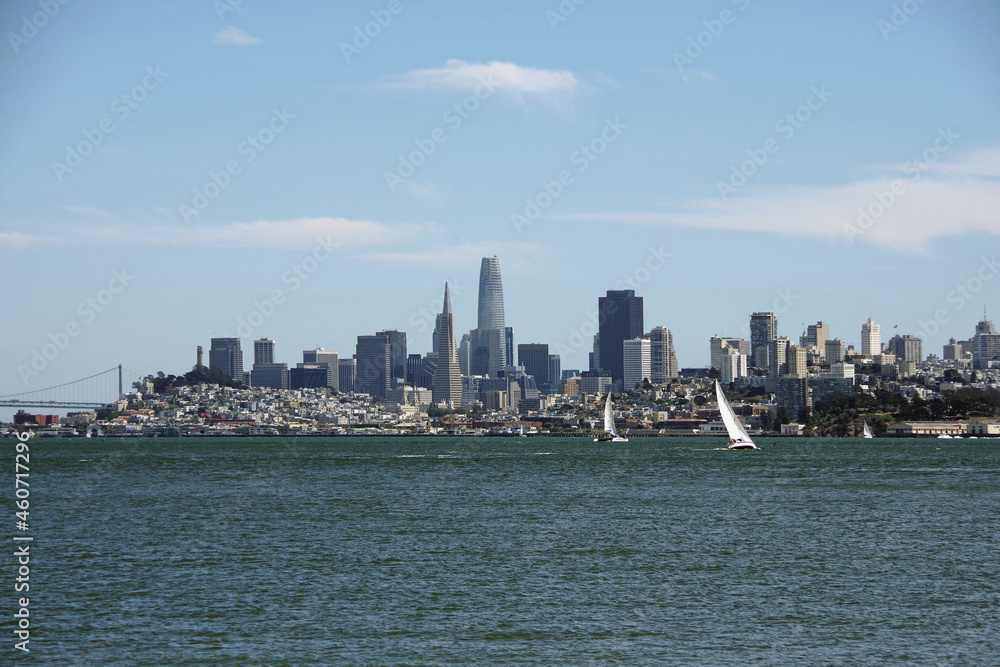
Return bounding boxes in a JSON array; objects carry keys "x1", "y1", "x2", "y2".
[
  {"x1": 385, "y1": 59, "x2": 578, "y2": 94},
  {"x1": 213, "y1": 26, "x2": 262, "y2": 47},
  {"x1": 3, "y1": 217, "x2": 444, "y2": 250},
  {"x1": 365, "y1": 240, "x2": 547, "y2": 273},
  {"x1": 556, "y1": 148, "x2": 1000, "y2": 253}
]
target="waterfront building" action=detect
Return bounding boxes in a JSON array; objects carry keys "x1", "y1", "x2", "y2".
[
  {"x1": 598, "y1": 290, "x2": 644, "y2": 386},
  {"x1": 209, "y1": 337, "x2": 244, "y2": 384}
]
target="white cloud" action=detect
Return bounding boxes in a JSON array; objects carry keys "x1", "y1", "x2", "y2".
[
  {"x1": 213, "y1": 26, "x2": 262, "y2": 47},
  {"x1": 386, "y1": 59, "x2": 578, "y2": 94},
  {"x1": 557, "y1": 148, "x2": 1000, "y2": 253}
]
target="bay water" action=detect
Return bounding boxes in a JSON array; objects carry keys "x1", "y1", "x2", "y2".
[{"x1": 19, "y1": 437, "x2": 1000, "y2": 664}]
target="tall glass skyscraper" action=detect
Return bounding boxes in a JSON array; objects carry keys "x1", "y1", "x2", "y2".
[
  {"x1": 477, "y1": 256, "x2": 505, "y2": 330},
  {"x1": 469, "y1": 256, "x2": 507, "y2": 376},
  {"x1": 209, "y1": 337, "x2": 244, "y2": 384}
]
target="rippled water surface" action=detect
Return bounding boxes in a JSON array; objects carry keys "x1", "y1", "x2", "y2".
[{"x1": 24, "y1": 437, "x2": 1000, "y2": 664}]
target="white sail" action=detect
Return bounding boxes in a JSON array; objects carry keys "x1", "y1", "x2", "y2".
[
  {"x1": 594, "y1": 392, "x2": 627, "y2": 442},
  {"x1": 604, "y1": 392, "x2": 615, "y2": 434},
  {"x1": 862, "y1": 422, "x2": 873, "y2": 439},
  {"x1": 715, "y1": 380, "x2": 756, "y2": 449}
]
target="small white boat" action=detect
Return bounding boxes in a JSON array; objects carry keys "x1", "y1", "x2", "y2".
[
  {"x1": 937, "y1": 434, "x2": 953, "y2": 439},
  {"x1": 862, "y1": 422, "x2": 874, "y2": 439},
  {"x1": 715, "y1": 380, "x2": 757, "y2": 450},
  {"x1": 594, "y1": 392, "x2": 628, "y2": 443}
]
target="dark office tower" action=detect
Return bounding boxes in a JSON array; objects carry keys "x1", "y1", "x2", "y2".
[
  {"x1": 478, "y1": 256, "x2": 505, "y2": 330},
  {"x1": 209, "y1": 337, "x2": 244, "y2": 384},
  {"x1": 750, "y1": 312, "x2": 778, "y2": 369},
  {"x1": 355, "y1": 334, "x2": 391, "y2": 399},
  {"x1": 407, "y1": 354, "x2": 433, "y2": 389},
  {"x1": 518, "y1": 344, "x2": 550, "y2": 388},
  {"x1": 505, "y1": 327, "x2": 514, "y2": 370},
  {"x1": 377, "y1": 330, "x2": 407, "y2": 385},
  {"x1": 598, "y1": 290, "x2": 644, "y2": 386},
  {"x1": 432, "y1": 283, "x2": 463, "y2": 407},
  {"x1": 254, "y1": 338, "x2": 275, "y2": 365},
  {"x1": 339, "y1": 358, "x2": 356, "y2": 393},
  {"x1": 548, "y1": 354, "x2": 561, "y2": 393}
]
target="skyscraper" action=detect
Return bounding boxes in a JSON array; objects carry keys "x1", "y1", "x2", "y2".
[
  {"x1": 648, "y1": 326, "x2": 678, "y2": 383},
  {"x1": 888, "y1": 334, "x2": 923, "y2": 363},
  {"x1": 598, "y1": 290, "x2": 644, "y2": 386},
  {"x1": 377, "y1": 330, "x2": 407, "y2": 386},
  {"x1": 478, "y1": 256, "x2": 505, "y2": 330},
  {"x1": 750, "y1": 312, "x2": 777, "y2": 369},
  {"x1": 209, "y1": 337, "x2": 244, "y2": 384},
  {"x1": 469, "y1": 256, "x2": 507, "y2": 375},
  {"x1": 432, "y1": 283, "x2": 463, "y2": 407},
  {"x1": 768, "y1": 336, "x2": 791, "y2": 380},
  {"x1": 355, "y1": 334, "x2": 391, "y2": 399},
  {"x1": 972, "y1": 318, "x2": 1000, "y2": 369},
  {"x1": 518, "y1": 343, "x2": 550, "y2": 389},
  {"x1": 623, "y1": 337, "x2": 651, "y2": 390},
  {"x1": 254, "y1": 338, "x2": 275, "y2": 365},
  {"x1": 861, "y1": 318, "x2": 881, "y2": 356}
]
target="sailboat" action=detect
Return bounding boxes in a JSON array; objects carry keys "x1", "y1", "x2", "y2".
[
  {"x1": 594, "y1": 392, "x2": 628, "y2": 442},
  {"x1": 862, "y1": 422, "x2": 874, "y2": 439},
  {"x1": 714, "y1": 380, "x2": 757, "y2": 450}
]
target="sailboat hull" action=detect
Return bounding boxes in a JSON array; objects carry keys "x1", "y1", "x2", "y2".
[{"x1": 728, "y1": 442, "x2": 757, "y2": 450}]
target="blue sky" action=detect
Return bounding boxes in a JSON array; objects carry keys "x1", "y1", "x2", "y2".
[{"x1": 1, "y1": 0, "x2": 999, "y2": 406}]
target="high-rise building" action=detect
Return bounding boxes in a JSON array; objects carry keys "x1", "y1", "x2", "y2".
[
  {"x1": 590, "y1": 334, "x2": 600, "y2": 372},
  {"x1": 720, "y1": 351, "x2": 747, "y2": 385},
  {"x1": 786, "y1": 344, "x2": 808, "y2": 378},
  {"x1": 254, "y1": 338, "x2": 275, "y2": 365},
  {"x1": 338, "y1": 358, "x2": 356, "y2": 393},
  {"x1": 800, "y1": 322, "x2": 829, "y2": 350},
  {"x1": 355, "y1": 334, "x2": 391, "y2": 399},
  {"x1": 548, "y1": 354, "x2": 561, "y2": 393},
  {"x1": 972, "y1": 318, "x2": 1000, "y2": 369},
  {"x1": 289, "y1": 366, "x2": 328, "y2": 390},
  {"x1": 478, "y1": 256, "x2": 505, "y2": 330},
  {"x1": 888, "y1": 334, "x2": 923, "y2": 363},
  {"x1": 432, "y1": 283, "x2": 463, "y2": 407},
  {"x1": 623, "y1": 337, "x2": 652, "y2": 390},
  {"x1": 505, "y1": 327, "x2": 514, "y2": 372},
  {"x1": 710, "y1": 336, "x2": 730, "y2": 371},
  {"x1": 824, "y1": 338, "x2": 847, "y2": 364},
  {"x1": 649, "y1": 326, "x2": 678, "y2": 383},
  {"x1": 861, "y1": 318, "x2": 881, "y2": 356},
  {"x1": 302, "y1": 348, "x2": 339, "y2": 390},
  {"x1": 457, "y1": 333, "x2": 471, "y2": 376},
  {"x1": 598, "y1": 290, "x2": 644, "y2": 386},
  {"x1": 468, "y1": 257, "x2": 508, "y2": 376},
  {"x1": 767, "y1": 336, "x2": 791, "y2": 380},
  {"x1": 209, "y1": 338, "x2": 244, "y2": 384},
  {"x1": 377, "y1": 330, "x2": 407, "y2": 386},
  {"x1": 518, "y1": 343, "x2": 550, "y2": 389},
  {"x1": 750, "y1": 312, "x2": 777, "y2": 368}
]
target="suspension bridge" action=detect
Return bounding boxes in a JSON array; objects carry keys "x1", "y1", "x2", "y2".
[{"x1": 0, "y1": 366, "x2": 147, "y2": 410}]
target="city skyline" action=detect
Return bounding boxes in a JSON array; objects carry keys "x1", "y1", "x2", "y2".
[{"x1": 2, "y1": 1, "x2": 999, "y2": 404}]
